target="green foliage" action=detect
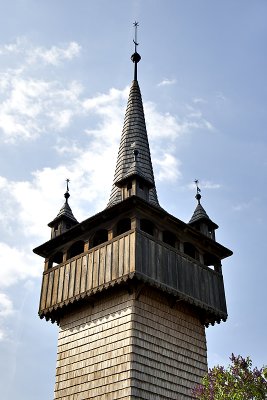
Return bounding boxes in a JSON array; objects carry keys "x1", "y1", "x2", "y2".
[{"x1": 192, "y1": 354, "x2": 267, "y2": 400}]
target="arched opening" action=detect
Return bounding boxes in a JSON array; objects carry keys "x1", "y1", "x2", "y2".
[
  {"x1": 184, "y1": 242, "x2": 197, "y2": 260},
  {"x1": 140, "y1": 219, "x2": 154, "y2": 236},
  {"x1": 203, "y1": 253, "x2": 220, "y2": 270},
  {"x1": 48, "y1": 251, "x2": 63, "y2": 268},
  {"x1": 67, "y1": 240, "x2": 84, "y2": 260},
  {"x1": 162, "y1": 230, "x2": 177, "y2": 248},
  {"x1": 116, "y1": 218, "x2": 131, "y2": 236},
  {"x1": 92, "y1": 229, "x2": 108, "y2": 248}
]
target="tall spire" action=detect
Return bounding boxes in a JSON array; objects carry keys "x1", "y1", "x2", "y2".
[{"x1": 107, "y1": 24, "x2": 159, "y2": 208}]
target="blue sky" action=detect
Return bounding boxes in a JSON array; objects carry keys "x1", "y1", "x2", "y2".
[{"x1": 0, "y1": 1, "x2": 266, "y2": 399}]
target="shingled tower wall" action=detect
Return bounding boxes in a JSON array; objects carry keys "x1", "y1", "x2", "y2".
[{"x1": 34, "y1": 40, "x2": 232, "y2": 399}]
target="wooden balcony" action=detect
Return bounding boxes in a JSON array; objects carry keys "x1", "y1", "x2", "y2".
[{"x1": 39, "y1": 229, "x2": 227, "y2": 325}]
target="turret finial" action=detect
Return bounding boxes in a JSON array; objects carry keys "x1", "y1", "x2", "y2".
[
  {"x1": 64, "y1": 178, "x2": 70, "y2": 202},
  {"x1": 131, "y1": 21, "x2": 141, "y2": 81},
  {"x1": 194, "y1": 179, "x2": 201, "y2": 204}
]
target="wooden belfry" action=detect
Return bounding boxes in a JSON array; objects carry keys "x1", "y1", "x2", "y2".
[{"x1": 34, "y1": 25, "x2": 232, "y2": 399}]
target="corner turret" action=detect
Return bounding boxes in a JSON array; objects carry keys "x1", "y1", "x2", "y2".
[
  {"x1": 48, "y1": 179, "x2": 78, "y2": 239},
  {"x1": 188, "y1": 180, "x2": 218, "y2": 240}
]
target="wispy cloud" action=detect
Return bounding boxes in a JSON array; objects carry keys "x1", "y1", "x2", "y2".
[
  {"x1": 0, "y1": 37, "x2": 81, "y2": 65},
  {"x1": 157, "y1": 78, "x2": 177, "y2": 87},
  {"x1": 232, "y1": 202, "x2": 251, "y2": 212},
  {"x1": 188, "y1": 180, "x2": 222, "y2": 190},
  {"x1": 193, "y1": 97, "x2": 207, "y2": 104}
]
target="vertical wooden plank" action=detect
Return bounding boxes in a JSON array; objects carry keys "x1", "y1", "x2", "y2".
[
  {"x1": 118, "y1": 237, "x2": 124, "y2": 276},
  {"x1": 135, "y1": 231, "x2": 142, "y2": 273},
  {"x1": 192, "y1": 263, "x2": 200, "y2": 300},
  {"x1": 212, "y1": 273, "x2": 220, "y2": 310},
  {"x1": 45, "y1": 270, "x2": 54, "y2": 308},
  {"x1": 112, "y1": 240, "x2": 119, "y2": 280},
  {"x1": 168, "y1": 249, "x2": 176, "y2": 288},
  {"x1": 40, "y1": 273, "x2": 49, "y2": 311},
  {"x1": 142, "y1": 236, "x2": 149, "y2": 276},
  {"x1": 203, "y1": 268, "x2": 210, "y2": 305},
  {"x1": 175, "y1": 253, "x2": 181, "y2": 291},
  {"x1": 74, "y1": 257, "x2": 82, "y2": 296},
  {"x1": 98, "y1": 246, "x2": 106, "y2": 286},
  {"x1": 156, "y1": 242, "x2": 162, "y2": 282},
  {"x1": 80, "y1": 255, "x2": 88, "y2": 294},
  {"x1": 51, "y1": 268, "x2": 59, "y2": 306},
  {"x1": 105, "y1": 243, "x2": 112, "y2": 283},
  {"x1": 123, "y1": 234, "x2": 130, "y2": 275},
  {"x1": 62, "y1": 263, "x2": 70, "y2": 301},
  {"x1": 57, "y1": 264, "x2": 65, "y2": 303},
  {"x1": 92, "y1": 249, "x2": 100, "y2": 288},
  {"x1": 68, "y1": 260, "x2": 77, "y2": 299},
  {"x1": 129, "y1": 232, "x2": 135, "y2": 273},
  {"x1": 149, "y1": 239, "x2": 156, "y2": 279},
  {"x1": 160, "y1": 246, "x2": 168, "y2": 284},
  {"x1": 86, "y1": 252, "x2": 94, "y2": 291}
]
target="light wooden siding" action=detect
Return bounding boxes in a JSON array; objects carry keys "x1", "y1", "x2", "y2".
[
  {"x1": 54, "y1": 289, "x2": 207, "y2": 400},
  {"x1": 39, "y1": 231, "x2": 135, "y2": 314},
  {"x1": 135, "y1": 231, "x2": 227, "y2": 314},
  {"x1": 131, "y1": 291, "x2": 207, "y2": 399},
  {"x1": 54, "y1": 292, "x2": 135, "y2": 400}
]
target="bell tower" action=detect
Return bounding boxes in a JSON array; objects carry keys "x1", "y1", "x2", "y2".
[{"x1": 34, "y1": 26, "x2": 232, "y2": 399}]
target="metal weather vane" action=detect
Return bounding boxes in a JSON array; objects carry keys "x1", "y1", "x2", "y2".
[
  {"x1": 65, "y1": 178, "x2": 70, "y2": 202},
  {"x1": 131, "y1": 21, "x2": 141, "y2": 81},
  {"x1": 133, "y1": 21, "x2": 139, "y2": 52},
  {"x1": 194, "y1": 179, "x2": 202, "y2": 204}
]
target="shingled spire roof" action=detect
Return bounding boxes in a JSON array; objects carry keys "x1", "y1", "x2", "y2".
[
  {"x1": 188, "y1": 182, "x2": 218, "y2": 230},
  {"x1": 107, "y1": 46, "x2": 159, "y2": 208},
  {"x1": 48, "y1": 181, "x2": 78, "y2": 228}
]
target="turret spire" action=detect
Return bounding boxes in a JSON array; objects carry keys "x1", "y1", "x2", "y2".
[
  {"x1": 189, "y1": 180, "x2": 218, "y2": 239},
  {"x1": 48, "y1": 179, "x2": 78, "y2": 238}
]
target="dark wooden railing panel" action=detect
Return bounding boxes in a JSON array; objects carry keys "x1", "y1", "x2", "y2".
[{"x1": 135, "y1": 231, "x2": 226, "y2": 314}]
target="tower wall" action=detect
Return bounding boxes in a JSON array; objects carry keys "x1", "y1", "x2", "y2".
[{"x1": 54, "y1": 287, "x2": 207, "y2": 399}]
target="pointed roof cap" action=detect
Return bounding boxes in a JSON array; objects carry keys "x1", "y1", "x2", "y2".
[
  {"x1": 48, "y1": 180, "x2": 78, "y2": 227},
  {"x1": 107, "y1": 79, "x2": 159, "y2": 207},
  {"x1": 188, "y1": 181, "x2": 218, "y2": 229}
]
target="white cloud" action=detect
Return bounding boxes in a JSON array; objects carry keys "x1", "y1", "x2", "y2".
[
  {"x1": 0, "y1": 243, "x2": 41, "y2": 288},
  {"x1": 0, "y1": 293, "x2": 13, "y2": 317},
  {"x1": 157, "y1": 78, "x2": 177, "y2": 87},
  {"x1": 193, "y1": 97, "x2": 207, "y2": 104},
  {"x1": 0, "y1": 38, "x2": 81, "y2": 65},
  {"x1": 0, "y1": 39, "x2": 83, "y2": 142},
  {"x1": 27, "y1": 41, "x2": 81, "y2": 65},
  {"x1": 0, "y1": 292, "x2": 14, "y2": 341},
  {"x1": 232, "y1": 202, "x2": 250, "y2": 212},
  {"x1": 154, "y1": 153, "x2": 182, "y2": 182}
]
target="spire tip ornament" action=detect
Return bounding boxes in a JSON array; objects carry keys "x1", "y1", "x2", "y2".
[
  {"x1": 131, "y1": 21, "x2": 141, "y2": 81},
  {"x1": 64, "y1": 178, "x2": 70, "y2": 202},
  {"x1": 194, "y1": 179, "x2": 201, "y2": 204}
]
